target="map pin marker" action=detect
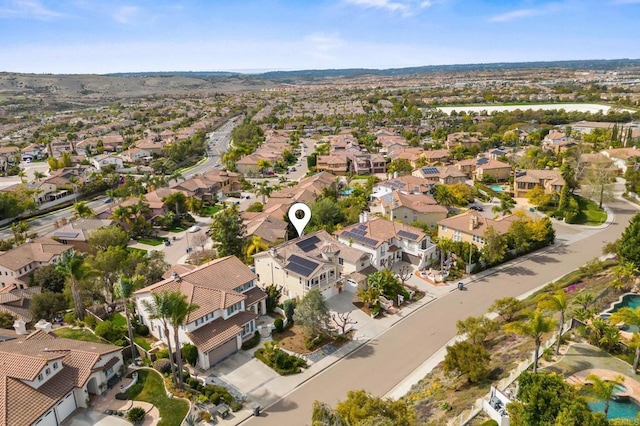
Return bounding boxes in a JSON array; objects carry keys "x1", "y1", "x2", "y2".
[{"x1": 288, "y1": 202, "x2": 311, "y2": 238}]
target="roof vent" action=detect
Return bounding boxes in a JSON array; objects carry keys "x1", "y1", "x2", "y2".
[{"x1": 171, "y1": 272, "x2": 180, "y2": 282}]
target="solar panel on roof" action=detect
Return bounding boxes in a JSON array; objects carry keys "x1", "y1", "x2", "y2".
[
  {"x1": 397, "y1": 230, "x2": 419, "y2": 240},
  {"x1": 54, "y1": 232, "x2": 80, "y2": 239},
  {"x1": 421, "y1": 167, "x2": 439, "y2": 175},
  {"x1": 357, "y1": 224, "x2": 367, "y2": 231},
  {"x1": 296, "y1": 235, "x2": 320, "y2": 252},
  {"x1": 352, "y1": 228, "x2": 366, "y2": 236},
  {"x1": 477, "y1": 157, "x2": 489, "y2": 165},
  {"x1": 343, "y1": 231, "x2": 378, "y2": 247},
  {"x1": 285, "y1": 254, "x2": 319, "y2": 277}
]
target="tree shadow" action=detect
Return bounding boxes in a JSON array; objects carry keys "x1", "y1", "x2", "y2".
[
  {"x1": 265, "y1": 397, "x2": 299, "y2": 413},
  {"x1": 529, "y1": 254, "x2": 561, "y2": 264},
  {"x1": 346, "y1": 342, "x2": 375, "y2": 359},
  {"x1": 504, "y1": 266, "x2": 535, "y2": 276}
]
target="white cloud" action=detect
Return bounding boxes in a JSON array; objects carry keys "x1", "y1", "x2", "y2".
[
  {"x1": 112, "y1": 5, "x2": 139, "y2": 24},
  {"x1": 488, "y1": 2, "x2": 563, "y2": 23},
  {"x1": 0, "y1": 0, "x2": 63, "y2": 20},
  {"x1": 344, "y1": 0, "x2": 435, "y2": 15}
]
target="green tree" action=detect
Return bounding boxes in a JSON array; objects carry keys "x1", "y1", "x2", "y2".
[
  {"x1": 333, "y1": 389, "x2": 416, "y2": 426},
  {"x1": 245, "y1": 235, "x2": 268, "y2": 259},
  {"x1": 505, "y1": 310, "x2": 556, "y2": 373},
  {"x1": 310, "y1": 198, "x2": 345, "y2": 233},
  {"x1": 114, "y1": 276, "x2": 141, "y2": 362},
  {"x1": 181, "y1": 343, "x2": 198, "y2": 367},
  {"x1": 584, "y1": 374, "x2": 624, "y2": 418},
  {"x1": 72, "y1": 201, "x2": 95, "y2": 219},
  {"x1": 387, "y1": 158, "x2": 413, "y2": 174},
  {"x1": 489, "y1": 297, "x2": 524, "y2": 322},
  {"x1": 611, "y1": 261, "x2": 639, "y2": 292},
  {"x1": 311, "y1": 401, "x2": 346, "y2": 426},
  {"x1": 293, "y1": 289, "x2": 329, "y2": 338},
  {"x1": 30, "y1": 264, "x2": 66, "y2": 293},
  {"x1": 209, "y1": 205, "x2": 245, "y2": 258},
  {"x1": 0, "y1": 311, "x2": 15, "y2": 329},
  {"x1": 255, "y1": 181, "x2": 274, "y2": 204},
  {"x1": 141, "y1": 291, "x2": 177, "y2": 385},
  {"x1": 443, "y1": 340, "x2": 491, "y2": 383},
  {"x1": 456, "y1": 316, "x2": 499, "y2": 346},
  {"x1": 481, "y1": 226, "x2": 508, "y2": 265},
  {"x1": 94, "y1": 320, "x2": 126, "y2": 344},
  {"x1": 167, "y1": 291, "x2": 198, "y2": 388},
  {"x1": 580, "y1": 157, "x2": 617, "y2": 209},
  {"x1": 537, "y1": 290, "x2": 568, "y2": 355},
  {"x1": 29, "y1": 292, "x2": 68, "y2": 322},
  {"x1": 367, "y1": 269, "x2": 405, "y2": 301},
  {"x1": 87, "y1": 226, "x2": 131, "y2": 252},
  {"x1": 56, "y1": 250, "x2": 95, "y2": 320},
  {"x1": 492, "y1": 194, "x2": 516, "y2": 215},
  {"x1": 264, "y1": 284, "x2": 282, "y2": 314},
  {"x1": 610, "y1": 306, "x2": 640, "y2": 372},
  {"x1": 162, "y1": 191, "x2": 188, "y2": 216}
]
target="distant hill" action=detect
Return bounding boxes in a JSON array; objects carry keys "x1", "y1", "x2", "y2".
[{"x1": 100, "y1": 58, "x2": 640, "y2": 80}]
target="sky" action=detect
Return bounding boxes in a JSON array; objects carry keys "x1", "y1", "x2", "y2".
[{"x1": 0, "y1": 0, "x2": 639, "y2": 74}]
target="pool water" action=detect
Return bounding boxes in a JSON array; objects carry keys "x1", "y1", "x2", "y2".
[
  {"x1": 588, "y1": 398, "x2": 640, "y2": 419},
  {"x1": 604, "y1": 294, "x2": 640, "y2": 332},
  {"x1": 490, "y1": 185, "x2": 504, "y2": 192}
]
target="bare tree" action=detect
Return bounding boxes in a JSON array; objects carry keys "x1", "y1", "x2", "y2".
[
  {"x1": 191, "y1": 232, "x2": 208, "y2": 252},
  {"x1": 331, "y1": 311, "x2": 357, "y2": 335},
  {"x1": 396, "y1": 264, "x2": 413, "y2": 284},
  {"x1": 580, "y1": 157, "x2": 617, "y2": 208}
]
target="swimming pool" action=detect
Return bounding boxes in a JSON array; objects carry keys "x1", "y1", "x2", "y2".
[
  {"x1": 602, "y1": 294, "x2": 640, "y2": 332},
  {"x1": 490, "y1": 185, "x2": 504, "y2": 193},
  {"x1": 588, "y1": 397, "x2": 640, "y2": 419}
]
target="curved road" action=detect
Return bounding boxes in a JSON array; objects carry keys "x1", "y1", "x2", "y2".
[{"x1": 246, "y1": 199, "x2": 639, "y2": 426}]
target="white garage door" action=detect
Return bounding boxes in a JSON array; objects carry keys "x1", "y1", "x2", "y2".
[
  {"x1": 207, "y1": 338, "x2": 238, "y2": 366},
  {"x1": 33, "y1": 409, "x2": 56, "y2": 426},
  {"x1": 321, "y1": 286, "x2": 337, "y2": 300},
  {"x1": 55, "y1": 392, "x2": 77, "y2": 423}
]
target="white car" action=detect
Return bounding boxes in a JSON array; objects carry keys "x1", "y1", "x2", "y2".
[{"x1": 187, "y1": 225, "x2": 201, "y2": 233}]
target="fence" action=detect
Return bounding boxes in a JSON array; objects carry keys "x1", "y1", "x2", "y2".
[{"x1": 448, "y1": 320, "x2": 572, "y2": 425}]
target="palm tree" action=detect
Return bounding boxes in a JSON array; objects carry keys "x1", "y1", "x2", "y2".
[
  {"x1": 141, "y1": 291, "x2": 178, "y2": 385},
  {"x1": 585, "y1": 374, "x2": 624, "y2": 418},
  {"x1": 56, "y1": 250, "x2": 95, "y2": 321},
  {"x1": 256, "y1": 159, "x2": 272, "y2": 177},
  {"x1": 505, "y1": 310, "x2": 556, "y2": 373},
  {"x1": 255, "y1": 181, "x2": 274, "y2": 204},
  {"x1": 110, "y1": 205, "x2": 131, "y2": 225},
  {"x1": 73, "y1": 201, "x2": 95, "y2": 219},
  {"x1": 167, "y1": 292, "x2": 198, "y2": 388},
  {"x1": 114, "y1": 276, "x2": 141, "y2": 362},
  {"x1": 68, "y1": 176, "x2": 81, "y2": 201},
  {"x1": 17, "y1": 169, "x2": 26, "y2": 183},
  {"x1": 537, "y1": 290, "x2": 568, "y2": 355},
  {"x1": 245, "y1": 235, "x2": 268, "y2": 258},
  {"x1": 610, "y1": 306, "x2": 640, "y2": 372},
  {"x1": 611, "y1": 262, "x2": 639, "y2": 292},
  {"x1": 162, "y1": 191, "x2": 188, "y2": 216},
  {"x1": 573, "y1": 293, "x2": 595, "y2": 310},
  {"x1": 33, "y1": 171, "x2": 45, "y2": 181},
  {"x1": 492, "y1": 196, "x2": 516, "y2": 216},
  {"x1": 11, "y1": 220, "x2": 29, "y2": 245}
]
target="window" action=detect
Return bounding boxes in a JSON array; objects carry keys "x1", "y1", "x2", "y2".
[
  {"x1": 37, "y1": 373, "x2": 43, "y2": 381},
  {"x1": 338, "y1": 257, "x2": 344, "y2": 265},
  {"x1": 441, "y1": 226, "x2": 447, "y2": 232},
  {"x1": 106, "y1": 367, "x2": 113, "y2": 377},
  {"x1": 226, "y1": 302, "x2": 242, "y2": 316},
  {"x1": 53, "y1": 362, "x2": 58, "y2": 370},
  {"x1": 45, "y1": 368, "x2": 50, "y2": 375}
]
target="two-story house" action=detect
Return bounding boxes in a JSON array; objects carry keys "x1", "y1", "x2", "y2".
[
  {"x1": 253, "y1": 230, "x2": 374, "y2": 298},
  {"x1": 335, "y1": 216, "x2": 438, "y2": 269},
  {"x1": 91, "y1": 153, "x2": 124, "y2": 172},
  {"x1": 514, "y1": 169, "x2": 565, "y2": 198},
  {"x1": 134, "y1": 256, "x2": 267, "y2": 369},
  {"x1": 371, "y1": 192, "x2": 448, "y2": 228},
  {"x1": 0, "y1": 237, "x2": 71, "y2": 289},
  {"x1": 316, "y1": 154, "x2": 349, "y2": 175},
  {"x1": 0, "y1": 327, "x2": 123, "y2": 426},
  {"x1": 412, "y1": 166, "x2": 467, "y2": 185},
  {"x1": 437, "y1": 211, "x2": 516, "y2": 248}
]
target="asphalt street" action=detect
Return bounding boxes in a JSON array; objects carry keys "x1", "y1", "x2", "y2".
[{"x1": 245, "y1": 199, "x2": 639, "y2": 426}]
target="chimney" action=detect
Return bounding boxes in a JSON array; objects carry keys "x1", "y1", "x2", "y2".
[
  {"x1": 171, "y1": 272, "x2": 180, "y2": 281},
  {"x1": 359, "y1": 213, "x2": 365, "y2": 223},
  {"x1": 469, "y1": 215, "x2": 478, "y2": 231},
  {"x1": 13, "y1": 319, "x2": 28, "y2": 335},
  {"x1": 394, "y1": 171, "x2": 398, "y2": 179},
  {"x1": 35, "y1": 319, "x2": 52, "y2": 333}
]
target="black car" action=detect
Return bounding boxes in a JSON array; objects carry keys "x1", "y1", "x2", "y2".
[{"x1": 469, "y1": 205, "x2": 484, "y2": 211}]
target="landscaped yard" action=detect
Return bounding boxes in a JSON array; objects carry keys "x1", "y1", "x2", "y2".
[
  {"x1": 126, "y1": 369, "x2": 189, "y2": 426},
  {"x1": 136, "y1": 236, "x2": 165, "y2": 246},
  {"x1": 133, "y1": 336, "x2": 152, "y2": 351},
  {"x1": 127, "y1": 247, "x2": 147, "y2": 255},
  {"x1": 201, "y1": 205, "x2": 223, "y2": 216},
  {"x1": 575, "y1": 196, "x2": 608, "y2": 225},
  {"x1": 55, "y1": 327, "x2": 106, "y2": 344}
]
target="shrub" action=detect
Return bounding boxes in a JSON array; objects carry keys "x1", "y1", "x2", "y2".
[
  {"x1": 186, "y1": 377, "x2": 199, "y2": 389},
  {"x1": 200, "y1": 411, "x2": 211, "y2": 423},
  {"x1": 153, "y1": 359, "x2": 172, "y2": 375},
  {"x1": 135, "y1": 324, "x2": 149, "y2": 336},
  {"x1": 64, "y1": 312, "x2": 76, "y2": 324},
  {"x1": 274, "y1": 318, "x2": 284, "y2": 333},
  {"x1": 182, "y1": 343, "x2": 198, "y2": 366},
  {"x1": 127, "y1": 407, "x2": 146, "y2": 425},
  {"x1": 230, "y1": 401, "x2": 243, "y2": 412},
  {"x1": 241, "y1": 331, "x2": 261, "y2": 350},
  {"x1": 94, "y1": 320, "x2": 125, "y2": 343},
  {"x1": 84, "y1": 315, "x2": 96, "y2": 329},
  {"x1": 115, "y1": 392, "x2": 129, "y2": 400},
  {"x1": 283, "y1": 299, "x2": 295, "y2": 325},
  {"x1": 155, "y1": 349, "x2": 169, "y2": 359},
  {"x1": 480, "y1": 420, "x2": 498, "y2": 426},
  {"x1": 209, "y1": 393, "x2": 221, "y2": 404}
]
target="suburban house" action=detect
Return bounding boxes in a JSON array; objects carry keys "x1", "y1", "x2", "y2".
[
  {"x1": 243, "y1": 211, "x2": 289, "y2": 244},
  {"x1": 456, "y1": 157, "x2": 511, "y2": 181},
  {"x1": 0, "y1": 285, "x2": 42, "y2": 323},
  {"x1": 171, "y1": 169, "x2": 241, "y2": 201},
  {"x1": 0, "y1": 327, "x2": 123, "y2": 426},
  {"x1": 120, "y1": 147, "x2": 152, "y2": 164},
  {"x1": 91, "y1": 153, "x2": 124, "y2": 172},
  {"x1": 445, "y1": 132, "x2": 482, "y2": 149},
  {"x1": 437, "y1": 211, "x2": 517, "y2": 248},
  {"x1": 52, "y1": 218, "x2": 115, "y2": 253},
  {"x1": 20, "y1": 144, "x2": 46, "y2": 161},
  {"x1": 349, "y1": 153, "x2": 387, "y2": 175},
  {"x1": 412, "y1": 166, "x2": 467, "y2": 185},
  {"x1": 253, "y1": 230, "x2": 374, "y2": 298},
  {"x1": 0, "y1": 237, "x2": 72, "y2": 289},
  {"x1": 601, "y1": 147, "x2": 640, "y2": 173},
  {"x1": 514, "y1": 169, "x2": 565, "y2": 198},
  {"x1": 370, "y1": 192, "x2": 448, "y2": 228},
  {"x1": 265, "y1": 171, "x2": 336, "y2": 209},
  {"x1": 134, "y1": 256, "x2": 267, "y2": 369},
  {"x1": 371, "y1": 174, "x2": 432, "y2": 201},
  {"x1": 335, "y1": 215, "x2": 438, "y2": 269},
  {"x1": 542, "y1": 131, "x2": 575, "y2": 152},
  {"x1": 316, "y1": 154, "x2": 349, "y2": 175}
]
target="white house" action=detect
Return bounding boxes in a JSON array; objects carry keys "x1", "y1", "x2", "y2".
[
  {"x1": 134, "y1": 256, "x2": 267, "y2": 369},
  {"x1": 0, "y1": 326, "x2": 123, "y2": 426},
  {"x1": 253, "y1": 230, "x2": 375, "y2": 299},
  {"x1": 334, "y1": 215, "x2": 438, "y2": 269},
  {"x1": 91, "y1": 153, "x2": 124, "y2": 171}
]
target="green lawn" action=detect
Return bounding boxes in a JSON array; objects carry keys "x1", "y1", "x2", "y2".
[
  {"x1": 133, "y1": 337, "x2": 152, "y2": 351},
  {"x1": 201, "y1": 205, "x2": 222, "y2": 216},
  {"x1": 168, "y1": 225, "x2": 186, "y2": 233},
  {"x1": 136, "y1": 236, "x2": 165, "y2": 246},
  {"x1": 55, "y1": 327, "x2": 106, "y2": 344},
  {"x1": 108, "y1": 312, "x2": 127, "y2": 329},
  {"x1": 127, "y1": 369, "x2": 189, "y2": 426},
  {"x1": 127, "y1": 247, "x2": 147, "y2": 255},
  {"x1": 575, "y1": 196, "x2": 607, "y2": 226}
]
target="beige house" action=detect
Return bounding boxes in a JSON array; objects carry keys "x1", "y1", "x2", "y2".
[
  {"x1": 412, "y1": 166, "x2": 467, "y2": 185},
  {"x1": 52, "y1": 219, "x2": 115, "y2": 253},
  {"x1": 316, "y1": 154, "x2": 349, "y2": 175},
  {"x1": 374, "y1": 192, "x2": 448, "y2": 228},
  {"x1": 474, "y1": 158, "x2": 512, "y2": 181},
  {"x1": 135, "y1": 256, "x2": 267, "y2": 369},
  {"x1": 514, "y1": 169, "x2": 565, "y2": 198},
  {"x1": 0, "y1": 237, "x2": 72, "y2": 289},
  {"x1": 253, "y1": 230, "x2": 373, "y2": 299},
  {"x1": 0, "y1": 328, "x2": 123, "y2": 426},
  {"x1": 438, "y1": 212, "x2": 517, "y2": 248}
]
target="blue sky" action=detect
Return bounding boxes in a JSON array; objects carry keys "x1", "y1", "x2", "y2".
[{"x1": 0, "y1": 0, "x2": 639, "y2": 74}]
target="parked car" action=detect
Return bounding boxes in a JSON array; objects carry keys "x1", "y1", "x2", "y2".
[
  {"x1": 469, "y1": 205, "x2": 484, "y2": 211},
  {"x1": 187, "y1": 225, "x2": 201, "y2": 233},
  {"x1": 103, "y1": 197, "x2": 112, "y2": 204},
  {"x1": 290, "y1": 167, "x2": 297, "y2": 172}
]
